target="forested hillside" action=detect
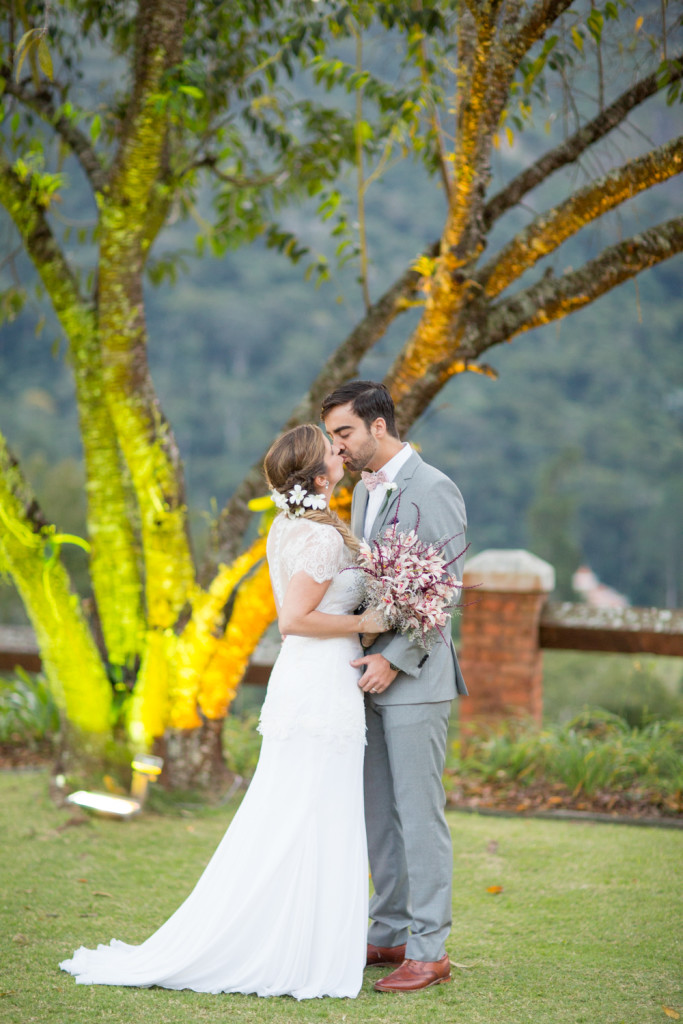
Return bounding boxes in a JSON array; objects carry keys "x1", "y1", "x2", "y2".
[
  {"x1": 1, "y1": 3, "x2": 681, "y2": 621},
  {"x1": 2, "y1": 173, "x2": 681, "y2": 616}
]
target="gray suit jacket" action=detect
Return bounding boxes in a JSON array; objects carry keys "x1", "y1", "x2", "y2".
[{"x1": 351, "y1": 449, "x2": 468, "y2": 704}]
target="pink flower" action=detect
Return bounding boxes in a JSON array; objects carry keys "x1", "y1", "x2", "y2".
[{"x1": 352, "y1": 516, "x2": 465, "y2": 651}]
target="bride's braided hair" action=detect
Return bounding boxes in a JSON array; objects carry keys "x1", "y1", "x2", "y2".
[{"x1": 264, "y1": 424, "x2": 359, "y2": 554}]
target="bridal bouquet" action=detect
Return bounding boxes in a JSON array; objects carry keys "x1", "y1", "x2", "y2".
[{"x1": 355, "y1": 504, "x2": 465, "y2": 651}]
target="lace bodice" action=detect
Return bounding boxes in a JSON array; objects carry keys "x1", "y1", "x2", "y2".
[
  {"x1": 260, "y1": 515, "x2": 366, "y2": 746},
  {"x1": 266, "y1": 515, "x2": 361, "y2": 614}
]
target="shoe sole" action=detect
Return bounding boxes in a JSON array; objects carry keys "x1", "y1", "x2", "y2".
[{"x1": 374, "y1": 974, "x2": 451, "y2": 992}]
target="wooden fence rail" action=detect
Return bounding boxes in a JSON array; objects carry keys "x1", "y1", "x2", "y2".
[
  {"x1": 458, "y1": 549, "x2": 683, "y2": 727},
  {"x1": 539, "y1": 603, "x2": 683, "y2": 657},
  {"x1": 2, "y1": 550, "x2": 682, "y2": 731},
  {"x1": 0, "y1": 626, "x2": 41, "y2": 673},
  {"x1": 0, "y1": 625, "x2": 274, "y2": 683}
]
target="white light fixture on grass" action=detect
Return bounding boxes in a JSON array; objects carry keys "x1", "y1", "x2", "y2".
[
  {"x1": 65, "y1": 754, "x2": 164, "y2": 820},
  {"x1": 65, "y1": 790, "x2": 141, "y2": 820}
]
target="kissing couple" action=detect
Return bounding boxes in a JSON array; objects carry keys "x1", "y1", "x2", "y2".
[{"x1": 60, "y1": 380, "x2": 468, "y2": 999}]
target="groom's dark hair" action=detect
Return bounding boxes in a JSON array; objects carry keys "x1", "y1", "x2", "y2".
[{"x1": 321, "y1": 380, "x2": 399, "y2": 438}]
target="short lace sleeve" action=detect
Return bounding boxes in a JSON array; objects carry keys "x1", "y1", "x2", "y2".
[
  {"x1": 283, "y1": 519, "x2": 343, "y2": 584},
  {"x1": 266, "y1": 517, "x2": 345, "y2": 609}
]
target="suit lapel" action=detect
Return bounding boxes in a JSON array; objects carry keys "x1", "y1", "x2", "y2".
[
  {"x1": 369, "y1": 450, "x2": 422, "y2": 541},
  {"x1": 351, "y1": 483, "x2": 369, "y2": 539}
]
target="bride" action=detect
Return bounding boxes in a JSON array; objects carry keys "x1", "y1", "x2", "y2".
[{"x1": 60, "y1": 424, "x2": 386, "y2": 1000}]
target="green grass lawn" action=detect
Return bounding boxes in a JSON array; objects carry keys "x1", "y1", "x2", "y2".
[{"x1": 2, "y1": 770, "x2": 681, "y2": 1024}]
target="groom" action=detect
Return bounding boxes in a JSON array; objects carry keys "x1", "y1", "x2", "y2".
[{"x1": 322, "y1": 381, "x2": 467, "y2": 993}]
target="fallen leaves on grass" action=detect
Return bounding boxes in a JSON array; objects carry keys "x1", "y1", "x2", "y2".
[
  {"x1": 487, "y1": 885, "x2": 504, "y2": 894},
  {"x1": 0, "y1": 742, "x2": 53, "y2": 769},
  {"x1": 445, "y1": 775, "x2": 683, "y2": 821},
  {"x1": 663, "y1": 1008, "x2": 680, "y2": 1019}
]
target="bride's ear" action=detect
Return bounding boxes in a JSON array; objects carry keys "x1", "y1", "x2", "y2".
[{"x1": 314, "y1": 475, "x2": 329, "y2": 492}]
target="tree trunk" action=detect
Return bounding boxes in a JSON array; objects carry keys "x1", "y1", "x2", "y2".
[
  {"x1": 0, "y1": 157, "x2": 144, "y2": 670},
  {"x1": 0, "y1": 433, "x2": 113, "y2": 736},
  {"x1": 155, "y1": 721, "x2": 232, "y2": 792}
]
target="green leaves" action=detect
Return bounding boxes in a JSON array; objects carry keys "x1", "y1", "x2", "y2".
[
  {"x1": 586, "y1": 8, "x2": 604, "y2": 45},
  {"x1": 265, "y1": 225, "x2": 309, "y2": 264},
  {"x1": 571, "y1": 25, "x2": 584, "y2": 54},
  {"x1": 90, "y1": 114, "x2": 102, "y2": 143},
  {"x1": 36, "y1": 36, "x2": 53, "y2": 80},
  {"x1": 13, "y1": 153, "x2": 66, "y2": 210},
  {"x1": 178, "y1": 84, "x2": 204, "y2": 101},
  {"x1": 14, "y1": 28, "x2": 53, "y2": 83},
  {"x1": 657, "y1": 58, "x2": 683, "y2": 106},
  {"x1": 0, "y1": 286, "x2": 27, "y2": 326}
]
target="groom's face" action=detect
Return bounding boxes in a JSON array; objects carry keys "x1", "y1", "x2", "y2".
[{"x1": 323, "y1": 403, "x2": 380, "y2": 473}]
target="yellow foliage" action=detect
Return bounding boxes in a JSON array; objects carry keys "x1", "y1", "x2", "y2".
[
  {"x1": 198, "y1": 560, "x2": 276, "y2": 721},
  {"x1": 330, "y1": 486, "x2": 352, "y2": 522},
  {"x1": 166, "y1": 538, "x2": 268, "y2": 730},
  {"x1": 127, "y1": 629, "x2": 178, "y2": 747},
  {"x1": 0, "y1": 432, "x2": 112, "y2": 734},
  {"x1": 248, "y1": 495, "x2": 276, "y2": 512},
  {"x1": 411, "y1": 254, "x2": 437, "y2": 278}
]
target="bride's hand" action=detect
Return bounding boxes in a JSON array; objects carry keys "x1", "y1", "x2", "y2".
[
  {"x1": 360, "y1": 631, "x2": 379, "y2": 649},
  {"x1": 358, "y1": 607, "x2": 387, "y2": 635}
]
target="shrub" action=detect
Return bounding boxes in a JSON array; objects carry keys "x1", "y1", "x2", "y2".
[
  {"x1": 0, "y1": 669, "x2": 59, "y2": 747},
  {"x1": 450, "y1": 710, "x2": 683, "y2": 798},
  {"x1": 222, "y1": 712, "x2": 262, "y2": 777},
  {"x1": 542, "y1": 651, "x2": 683, "y2": 727}
]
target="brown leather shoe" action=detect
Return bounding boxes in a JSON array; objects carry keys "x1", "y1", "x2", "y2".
[
  {"x1": 366, "y1": 942, "x2": 407, "y2": 968},
  {"x1": 373, "y1": 954, "x2": 451, "y2": 992}
]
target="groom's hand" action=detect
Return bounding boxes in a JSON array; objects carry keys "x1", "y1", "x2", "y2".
[{"x1": 350, "y1": 653, "x2": 398, "y2": 694}]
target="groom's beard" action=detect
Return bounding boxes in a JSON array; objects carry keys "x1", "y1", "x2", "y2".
[{"x1": 342, "y1": 437, "x2": 377, "y2": 473}]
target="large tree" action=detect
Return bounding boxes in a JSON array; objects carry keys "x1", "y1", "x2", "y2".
[{"x1": 1, "y1": 0, "x2": 681, "y2": 786}]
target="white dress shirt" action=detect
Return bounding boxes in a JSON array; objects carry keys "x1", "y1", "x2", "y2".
[{"x1": 363, "y1": 442, "x2": 413, "y2": 539}]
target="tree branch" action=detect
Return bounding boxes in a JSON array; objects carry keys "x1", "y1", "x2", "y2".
[
  {"x1": 508, "y1": 0, "x2": 575, "y2": 63},
  {"x1": 0, "y1": 155, "x2": 145, "y2": 666},
  {"x1": 98, "y1": 0, "x2": 196, "y2": 628},
  {"x1": 198, "y1": 256, "x2": 430, "y2": 581},
  {"x1": 186, "y1": 155, "x2": 285, "y2": 189},
  {"x1": 481, "y1": 0, "x2": 574, "y2": 141},
  {"x1": 0, "y1": 429, "x2": 113, "y2": 735},
  {"x1": 479, "y1": 134, "x2": 683, "y2": 299},
  {"x1": 0, "y1": 439, "x2": 49, "y2": 533},
  {"x1": 416, "y1": 0, "x2": 451, "y2": 201},
  {"x1": 372, "y1": 58, "x2": 683, "y2": 316},
  {"x1": 471, "y1": 216, "x2": 683, "y2": 350},
  {"x1": 1, "y1": 68, "x2": 107, "y2": 192},
  {"x1": 392, "y1": 217, "x2": 683, "y2": 434},
  {"x1": 483, "y1": 56, "x2": 683, "y2": 230}
]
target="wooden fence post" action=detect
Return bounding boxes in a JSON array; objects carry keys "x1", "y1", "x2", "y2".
[{"x1": 458, "y1": 549, "x2": 555, "y2": 729}]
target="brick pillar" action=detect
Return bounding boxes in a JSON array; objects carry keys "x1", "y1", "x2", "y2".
[{"x1": 458, "y1": 549, "x2": 555, "y2": 729}]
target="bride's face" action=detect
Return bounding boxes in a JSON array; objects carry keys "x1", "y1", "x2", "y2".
[{"x1": 321, "y1": 436, "x2": 345, "y2": 491}]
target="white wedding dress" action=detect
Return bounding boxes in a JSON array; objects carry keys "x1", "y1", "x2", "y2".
[{"x1": 60, "y1": 517, "x2": 368, "y2": 1000}]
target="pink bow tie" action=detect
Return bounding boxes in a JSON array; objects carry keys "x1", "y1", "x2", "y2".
[{"x1": 361, "y1": 469, "x2": 389, "y2": 492}]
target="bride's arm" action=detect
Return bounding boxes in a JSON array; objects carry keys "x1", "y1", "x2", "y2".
[{"x1": 279, "y1": 571, "x2": 385, "y2": 639}]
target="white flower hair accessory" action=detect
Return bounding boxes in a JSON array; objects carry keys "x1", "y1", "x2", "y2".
[
  {"x1": 288, "y1": 484, "x2": 306, "y2": 505},
  {"x1": 270, "y1": 490, "x2": 290, "y2": 513},
  {"x1": 270, "y1": 485, "x2": 327, "y2": 519},
  {"x1": 303, "y1": 492, "x2": 326, "y2": 510}
]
